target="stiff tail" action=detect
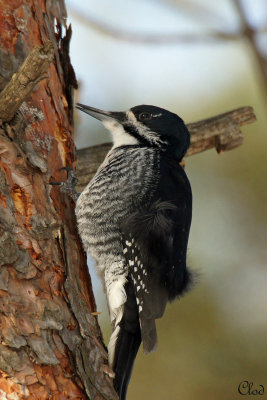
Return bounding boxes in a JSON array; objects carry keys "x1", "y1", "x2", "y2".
[{"x1": 111, "y1": 280, "x2": 142, "y2": 400}]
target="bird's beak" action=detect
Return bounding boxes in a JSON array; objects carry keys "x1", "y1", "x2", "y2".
[{"x1": 76, "y1": 103, "x2": 125, "y2": 123}]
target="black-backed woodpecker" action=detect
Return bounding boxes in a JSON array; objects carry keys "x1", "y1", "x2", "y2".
[{"x1": 75, "y1": 103, "x2": 193, "y2": 400}]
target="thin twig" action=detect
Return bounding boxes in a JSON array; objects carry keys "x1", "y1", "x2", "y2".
[
  {"x1": 69, "y1": 8, "x2": 242, "y2": 45},
  {"x1": 75, "y1": 106, "x2": 256, "y2": 191},
  {"x1": 0, "y1": 42, "x2": 54, "y2": 122},
  {"x1": 153, "y1": 0, "x2": 225, "y2": 26},
  {"x1": 233, "y1": 0, "x2": 267, "y2": 94}
]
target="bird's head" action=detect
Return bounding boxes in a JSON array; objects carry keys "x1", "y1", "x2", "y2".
[{"x1": 76, "y1": 103, "x2": 190, "y2": 161}]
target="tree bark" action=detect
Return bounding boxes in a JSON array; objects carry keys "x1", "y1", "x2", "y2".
[{"x1": 0, "y1": 2, "x2": 117, "y2": 399}]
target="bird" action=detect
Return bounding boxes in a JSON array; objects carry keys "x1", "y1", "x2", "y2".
[{"x1": 75, "y1": 103, "x2": 193, "y2": 400}]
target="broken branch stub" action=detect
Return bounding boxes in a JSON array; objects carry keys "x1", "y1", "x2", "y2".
[{"x1": 0, "y1": 41, "x2": 54, "y2": 122}]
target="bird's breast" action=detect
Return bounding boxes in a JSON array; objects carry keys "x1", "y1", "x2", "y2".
[{"x1": 75, "y1": 146, "x2": 160, "y2": 262}]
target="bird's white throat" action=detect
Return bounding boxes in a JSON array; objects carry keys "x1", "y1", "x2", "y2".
[{"x1": 103, "y1": 119, "x2": 139, "y2": 149}]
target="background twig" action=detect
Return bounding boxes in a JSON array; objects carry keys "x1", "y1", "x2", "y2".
[
  {"x1": 233, "y1": 0, "x2": 267, "y2": 94},
  {"x1": 69, "y1": 9, "x2": 242, "y2": 44}
]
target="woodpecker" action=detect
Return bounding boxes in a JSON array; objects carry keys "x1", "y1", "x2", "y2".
[{"x1": 75, "y1": 103, "x2": 192, "y2": 399}]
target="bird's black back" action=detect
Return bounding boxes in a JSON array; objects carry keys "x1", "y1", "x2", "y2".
[{"x1": 114, "y1": 152, "x2": 192, "y2": 399}]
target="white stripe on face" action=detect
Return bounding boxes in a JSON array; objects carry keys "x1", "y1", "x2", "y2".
[{"x1": 126, "y1": 111, "x2": 167, "y2": 146}]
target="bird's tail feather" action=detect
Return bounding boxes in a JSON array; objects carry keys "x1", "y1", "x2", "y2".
[
  {"x1": 113, "y1": 323, "x2": 141, "y2": 399},
  {"x1": 112, "y1": 280, "x2": 141, "y2": 400},
  {"x1": 140, "y1": 318, "x2": 157, "y2": 354}
]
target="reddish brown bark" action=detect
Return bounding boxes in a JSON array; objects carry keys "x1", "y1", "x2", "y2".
[{"x1": 0, "y1": 1, "x2": 117, "y2": 399}]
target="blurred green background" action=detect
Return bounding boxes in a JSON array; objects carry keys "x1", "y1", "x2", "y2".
[{"x1": 66, "y1": 0, "x2": 267, "y2": 398}]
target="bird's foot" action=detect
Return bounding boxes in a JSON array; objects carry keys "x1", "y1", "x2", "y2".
[{"x1": 50, "y1": 167, "x2": 80, "y2": 202}]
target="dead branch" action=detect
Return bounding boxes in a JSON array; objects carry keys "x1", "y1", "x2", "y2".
[
  {"x1": 0, "y1": 42, "x2": 54, "y2": 122},
  {"x1": 76, "y1": 106, "x2": 256, "y2": 192},
  {"x1": 186, "y1": 106, "x2": 255, "y2": 155}
]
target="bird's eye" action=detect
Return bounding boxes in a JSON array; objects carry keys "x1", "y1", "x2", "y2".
[{"x1": 139, "y1": 112, "x2": 152, "y2": 121}]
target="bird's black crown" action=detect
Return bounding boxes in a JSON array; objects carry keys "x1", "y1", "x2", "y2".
[{"x1": 127, "y1": 105, "x2": 190, "y2": 160}]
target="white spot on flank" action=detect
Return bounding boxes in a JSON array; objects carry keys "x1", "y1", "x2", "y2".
[
  {"x1": 129, "y1": 260, "x2": 134, "y2": 266},
  {"x1": 137, "y1": 286, "x2": 140, "y2": 291},
  {"x1": 134, "y1": 267, "x2": 137, "y2": 272},
  {"x1": 123, "y1": 248, "x2": 128, "y2": 254},
  {"x1": 126, "y1": 240, "x2": 132, "y2": 247},
  {"x1": 108, "y1": 276, "x2": 127, "y2": 323},
  {"x1": 139, "y1": 305, "x2": 143, "y2": 312}
]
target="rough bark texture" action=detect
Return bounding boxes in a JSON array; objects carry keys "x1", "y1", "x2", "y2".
[
  {"x1": 0, "y1": 2, "x2": 117, "y2": 400},
  {"x1": 76, "y1": 106, "x2": 256, "y2": 192}
]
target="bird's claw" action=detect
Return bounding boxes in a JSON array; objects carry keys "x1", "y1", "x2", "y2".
[{"x1": 50, "y1": 167, "x2": 79, "y2": 201}]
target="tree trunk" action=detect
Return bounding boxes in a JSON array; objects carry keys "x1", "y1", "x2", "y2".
[{"x1": 0, "y1": 1, "x2": 117, "y2": 399}]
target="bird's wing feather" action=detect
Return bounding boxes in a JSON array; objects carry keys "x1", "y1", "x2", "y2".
[
  {"x1": 121, "y1": 158, "x2": 192, "y2": 352},
  {"x1": 112, "y1": 157, "x2": 192, "y2": 398}
]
